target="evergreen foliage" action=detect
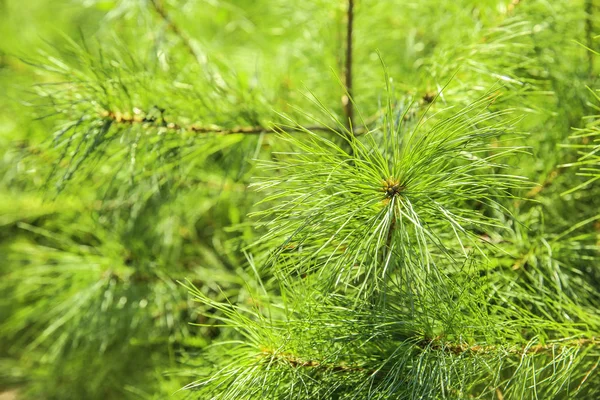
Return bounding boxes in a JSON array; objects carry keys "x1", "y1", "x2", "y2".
[{"x1": 0, "y1": 0, "x2": 599, "y2": 399}]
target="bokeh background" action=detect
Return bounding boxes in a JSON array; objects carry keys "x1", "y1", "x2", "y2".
[{"x1": 0, "y1": 0, "x2": 598, "y2": 399}]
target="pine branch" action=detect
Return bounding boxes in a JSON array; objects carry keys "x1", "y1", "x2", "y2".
[
  {"x1": 99, "y1": 109, "x2": 336, "y2": 135},
  {"x1": 253, "y1": 93, "x2": 531, "y2": 299},
  {"x1": 259, "y1": 348, "x2": 367, "y2": 373},
  {"x1": 258, "y1": 336, "x2": 599, "y2": 376},
  {"x1": 421, "y1": 336, "x2": 600, "y2": 356}
]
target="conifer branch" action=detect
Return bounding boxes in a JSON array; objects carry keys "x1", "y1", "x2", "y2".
[
  {"x1": 99, "y1": 109, "x2": 335, "y2": 135},
  {"x1": 420, "y1": 337, "x2": 600, "y2": 356},
  {"x1": 258, "y1": 337, "x2": 599, "y2": 376},
  {"x1": 259, "y1": 348, "x2": 367, "y2": 373}
]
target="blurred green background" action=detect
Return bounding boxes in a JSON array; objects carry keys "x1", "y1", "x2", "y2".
[{"x1": 0, "y1": 0, "x2": 597, "y2": 399}]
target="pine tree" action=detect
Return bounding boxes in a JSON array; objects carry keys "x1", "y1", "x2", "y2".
[{"x1": 0, "y1": 0, "x2": 599, "y2": 399}]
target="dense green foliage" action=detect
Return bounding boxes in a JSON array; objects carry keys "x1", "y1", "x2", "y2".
[{"x1": 0, "y1": 0, "x2": 599, "y2": 399}]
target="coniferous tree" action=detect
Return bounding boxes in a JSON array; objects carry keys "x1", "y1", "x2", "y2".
[{"x1": 0, "y1": 0, "x2": 598, "y2": 399}]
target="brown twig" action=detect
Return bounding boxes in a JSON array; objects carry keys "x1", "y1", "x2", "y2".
[
  {"x1": 343, "y1": 0, "x2": 354, "y2": 130},
  {"x1": 99, "y1": 109, "x2": 336, "y2": 135},
  {"x1": 259, "y1": 348, "x2": 367, "y2": 373},
  {"x1": 420, "y1": 336, "x2": 600, "y2": 355},
  {"x1": 258, "y1": 337, "x2": 599, "y2": 375}
]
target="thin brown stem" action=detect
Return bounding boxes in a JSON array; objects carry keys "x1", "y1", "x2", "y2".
[
  {"x1": 381, "y1": 213, "x2": 396, "y2": 267},
  {"x1": 258, "y1": 337, "x2": 599, "y2": 375},
  {"x1": 99, "y1": 109, "x2": 336, "y2": 135},
  {"x1": 260, "y1": 349, "x2": 367, "y2": 373},
  {"x1": 420, "y1": 337, "x2": 600, "y2": 355},
  {"x1": 343, "y1": 0, "x2": 354, "y2": 130}
]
